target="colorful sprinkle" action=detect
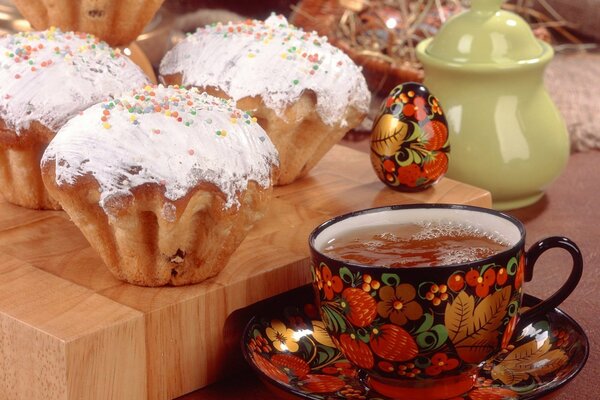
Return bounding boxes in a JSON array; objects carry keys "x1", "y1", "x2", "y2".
[
  {"x1": 1, "y1": 28, "x2": 136, "y2": 96},
  {"x1": 93, "y1": 85, "x2": 248, "y2": 146}
]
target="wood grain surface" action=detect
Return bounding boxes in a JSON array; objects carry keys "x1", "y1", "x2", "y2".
[{"x1": 0, "y1": 144, "x2": 490, "y2": 400}]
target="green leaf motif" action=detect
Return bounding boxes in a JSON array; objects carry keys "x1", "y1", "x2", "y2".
[
  {"x1": 480, "y1": 263, "x2": 496, "y2": 274},
  {"x1": 432, "y1": 324, "x2": 448, "y2": 349},
  {"x1": 381, "y1": 273, "x2": 400, "y2": 286},
  {"x1": 416, "y1": 324, "x2": 448, "y2": 351},
  {"x1": 252, "y1": 328, "x2": 262, "y2": 338},
  {"x1": 321, "y1": 303, "x2": 347, "y2": 334},
  {"x1": 415, "y1": 313, "x2": 434, "y2": 334},
  {"x1": 315, "y1": 346, "x2": 338, "y2": 367},
  {"x1": 507, "y1": 257, "x2": 519, "y2": 275},
  {"x1": 339, "y1": 267, "x2": 354, "y2": 284}
]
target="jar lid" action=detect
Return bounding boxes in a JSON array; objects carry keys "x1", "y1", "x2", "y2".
[{"x1": 423, "y1": 0, "x2": 545, "y2": 65}]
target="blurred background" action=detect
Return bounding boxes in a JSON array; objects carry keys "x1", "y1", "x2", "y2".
[{"x1": 1, "y1": 0, "x2": 598, "y2": 150}]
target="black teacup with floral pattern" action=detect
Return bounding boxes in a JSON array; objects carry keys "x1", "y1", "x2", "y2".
[{"x1": 309, "y1": 204, "x2": 582, "y2": 400}]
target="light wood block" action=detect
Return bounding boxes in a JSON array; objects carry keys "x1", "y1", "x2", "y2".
[
  {"x1": 0, "y1": 145, "x2": 491, "y2": 399},
  {"x1": 0, "y1": 253, "x2": 147, "y2": 400}
]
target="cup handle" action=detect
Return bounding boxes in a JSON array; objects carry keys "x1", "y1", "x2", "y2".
[{"x1": 520, "y1": 236, "x2": 583, "y2": 321}]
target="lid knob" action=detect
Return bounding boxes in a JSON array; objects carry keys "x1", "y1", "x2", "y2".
[{"x1": 417, "y1": 0, "x2": 546, "y2": 65}]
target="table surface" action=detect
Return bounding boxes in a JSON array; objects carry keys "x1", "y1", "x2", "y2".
[{"x1": 181, "y1": 139, "x2": 598, "y2": 400}]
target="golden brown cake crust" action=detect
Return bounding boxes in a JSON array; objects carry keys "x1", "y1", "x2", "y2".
[
  {"x1": 42, "y1": 160, "x2": 273, "y2": 286},
  {"x1": 0, "y1": 120, "x2": 55, "y2": 149},
  {"x1": 11, "y1": 0, "x2": 165, "y2": 47},
  {"x1": 0, "y1": 120, "x2": 61, "y2": 209}
]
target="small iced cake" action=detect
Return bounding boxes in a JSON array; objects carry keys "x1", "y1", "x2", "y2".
[
  {"x1": 160, "y1": 14, "x2": 371, "y2": 185},
  {"x1": 0, "y1": 28, "x2": 149, "y2": 209},
  {"x1": 41, "y1": 85, "x2": 279, "y2": 286}
]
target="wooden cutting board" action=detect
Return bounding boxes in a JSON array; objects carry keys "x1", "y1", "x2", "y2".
[{"x1": 0, "y1": 144, "x2": 490, "y2": 400}]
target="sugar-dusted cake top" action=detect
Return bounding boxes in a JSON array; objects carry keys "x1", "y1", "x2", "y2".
[
  {"x1": 42, "y1": 85, "x2": 279, "y2": 213},
  {"x1": 0, "y1": 28, "x2": 150, "y2": 133},
  {"x1": 159, "y1": 14, "x2": 371, "y2": 127}
]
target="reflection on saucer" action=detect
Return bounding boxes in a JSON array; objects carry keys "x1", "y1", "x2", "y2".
[{"x1": 242, "y1": 286, "x2": 588, "y2": 400}]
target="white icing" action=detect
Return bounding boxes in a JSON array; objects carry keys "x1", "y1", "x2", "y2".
[
  {"x1": 159, "y1": 14, "x2": 371, "y2": 127},
  {"x1": 0, "y1": 28, "x2": 150, "y2": 133},
  {"x1": 42, "y1": 85, "x2": 279, "y2": 211}
]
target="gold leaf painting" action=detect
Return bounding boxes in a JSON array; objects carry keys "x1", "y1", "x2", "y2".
[
  {"x1": 370, "y1": 114, "x2": 409, "y2": 157},
  {"x1": 446, "y1": 287, "x2": 512, "y2": 363},
  {"x1": 492, "y1": 339, "x2": 569, "y2": 385},
  {"x1": 445, "y1": 290, "x2": 475, "y2": 344}
]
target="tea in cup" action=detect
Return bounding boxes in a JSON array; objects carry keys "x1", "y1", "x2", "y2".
[{"x1": 309, "y1": 204, "x2": 582, "y2": 399}]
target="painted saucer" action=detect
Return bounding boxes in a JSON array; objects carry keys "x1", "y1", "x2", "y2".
[{"x1": 242, "y1": 286, "x2": 588, "y2": 400}]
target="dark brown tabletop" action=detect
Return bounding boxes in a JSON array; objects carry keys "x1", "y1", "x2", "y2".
[{"x1": 181, "y1": 143, "x2": 597, "y2": 400}]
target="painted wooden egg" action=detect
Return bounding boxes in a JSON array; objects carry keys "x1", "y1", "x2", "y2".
[{"x1": 370, "y1": 82, "x2": 450, "y2": 191}]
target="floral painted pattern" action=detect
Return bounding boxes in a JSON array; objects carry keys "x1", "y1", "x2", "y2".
[
  {"x1": 266, "y1": 319, "x2": 300, "y2": 352},
  {"x1": 425, "y1": 353, "x2": 460, "y2": 376},
  {"x1": 316, "y1": 264, "x2": 344, "y2": 300},
  {"x1": 311, "y1": 253, "x2": 525, "y2": 382},
  {"x1": 242, "y1": 287, "x2": 587, "y2": 400},
  {"x1": 376, "y1": 284, "x2": 423, "y2": 325},
  {"x1": 370, "y1": 82, "x2": 450, "y2": 191}
]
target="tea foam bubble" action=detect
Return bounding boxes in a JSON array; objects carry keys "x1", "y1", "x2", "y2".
[
  {"x1": 438, "y1": 247, "x2": 500, "y2": 265},
  {"x1": 412, "y1": 220, "x2": 510, "y2": 247},
  {"x1": 323, "y1": 221, "x2": 512, "y2": 268}
]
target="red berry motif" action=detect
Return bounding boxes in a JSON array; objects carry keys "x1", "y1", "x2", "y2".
[
  {"x1": 423, "y1": 120, "x2": 448, "y2": 150},
  {"x1": 448, "y1": 273, "x2": 465, "y2": 291},
  {"x1": 396, "y1": 163, "x2": 423, "y2": 187},
  {"x1": 422, "y1": 152, "x2": 449, "y2": 181},
  {"x1": 515, "y1": 254, "x2": 525, "y2": 289},
  {"x1": 337, "y1": 334, "x2": 374, "y2": 369},
  {"x1": 253, "y1": 354, "x2": 290, "y2": 384},
  {"x1": 370, "y1": 324, "x2": 418, "y2": 362},
  {"x1": 271, "y1": 353, "x2": 310, "y2": 379},
  {"x1": 466, "y1": 268, "x2": 496, "y2": 297},
  {"x1": 496, "y1": 268, "x2": 508, "y2": 286},
  {"x1": 383, "y1": 159, "x2": 396, "y2": 173},
  {"x1": 342, "y1": 287, "x2": 377, "y2": 327},
  {"x1": 297, "y1": 374, "x2": 346, "y2": 393}
]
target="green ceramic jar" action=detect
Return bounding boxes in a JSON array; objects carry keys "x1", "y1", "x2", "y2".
[{"x1": 416, "y1": 0, "x2": 569, "y2": 210}]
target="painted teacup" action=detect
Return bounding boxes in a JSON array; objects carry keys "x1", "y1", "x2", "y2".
[{"x1": 309, "y1": 204, "x2": 582, "y2": 399}]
